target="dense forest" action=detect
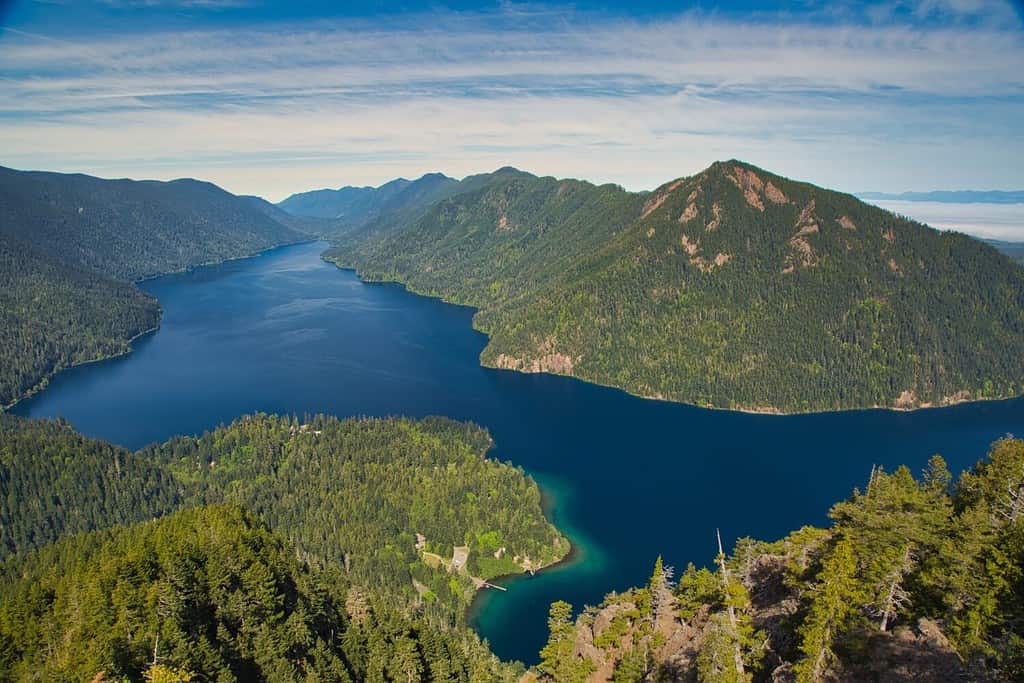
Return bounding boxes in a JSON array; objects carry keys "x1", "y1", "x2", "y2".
[
  {"x1": 2, "y1": 415, "x2": 1022, "y2": 681},
  {"x1": 0, "y1": 233, "x2": 161, "y2": 407},
  {"x1": 325, "y1": 161, "x2": 1024, "y2": 413},
  {"x1": 533, "y1": 438, "x2": 1024, "y2": 682},
  {"x1": 141, "y1": 414, "x2": 568, "y2": 620},
  {"x1": 0, "y1": 415, "x2": 179, "y2": 558},
  {"x1": 0, "y1": 166, "x2": 310, "y2": 408},
  {"x1": 0, "y1": 504, "x2": 521, "y2": 682},
  {"x1": 0, "y1": 166, "x2": 308, "y2": 281},
  {"x1": 0, "y1": 413, "x2": 567, "y2": 680}
]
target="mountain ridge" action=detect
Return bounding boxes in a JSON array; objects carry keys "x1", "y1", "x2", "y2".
[
  {"x1": 278, "y1": 171, "x2": 460, "y2": 231},
  {"x1": 860, "y1": 189, "x2": 1024, "y2": 204},
  {"x1": 326, "y1": 159, "x2": 1024, "y2": 413},
  {"x1": 0, "y1": 165, "x2": 313, "y2": 407}
]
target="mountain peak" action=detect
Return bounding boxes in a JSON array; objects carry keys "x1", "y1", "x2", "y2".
[{"x1": 416, "y1": 172, "x2": 451, "y2": 182}]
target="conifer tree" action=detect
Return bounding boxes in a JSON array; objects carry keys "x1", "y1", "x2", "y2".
[
  {"x1": 538, "y1": 601, "x2": 594, "y2": 683},
  {"x1": 794, "y1": 537, "x2": 859, "y2": 683}
]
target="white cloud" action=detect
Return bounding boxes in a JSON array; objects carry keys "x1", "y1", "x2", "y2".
[{"x1": 0, "y1": 5, "x2": 1021, "y2": 200}]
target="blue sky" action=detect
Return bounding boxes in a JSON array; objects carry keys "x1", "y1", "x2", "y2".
[{"x1": 1, "y1": 0, "x2": 1023, "y2": 203}]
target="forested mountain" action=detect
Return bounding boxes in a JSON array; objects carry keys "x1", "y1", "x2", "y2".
[
  {"x1": 0, "y1": 233, "x2": 161, "y2": 407},
  {"x1": 143, "y1": 413, "x2": 568, "y2": 620},
  {"x1": 240, "y1": 193, "x2": 338, "y2": 236},
  {"x1": 535, "y1": 438, "x2": 1024, "y2": 682},
  {"x1": 0, "y1": 504, "x2": 521, "y2": 682},
  {"x1": 278, "y1": 172, "x2": 460, "y2": 232},
  {"x1": 326, "y1": 160, "x2": 1024, "y2": 412},
  {"x1": 0, "y1": 413, "x2": 564, "y2": 680},
  {"x1": 0, "y1": 165, "x2": 311, "y2": 408},
  {"x1": 0, "y1": 415, "x2": 179, "y2": 558},
  {"x1": 2, "y1": 417, "x2": 1021, "y2": 681},
  {"x1": 0, "y1": 166, "x2": 308, "y2": 281},
  {"x1": 0, "y1": 413, "x2": 566, "y2": 629}
]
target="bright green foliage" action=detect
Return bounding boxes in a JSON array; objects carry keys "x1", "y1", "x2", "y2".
[
  {"x1": 144, "y1": 413, "x2": 568, "y2": 618},
  {"x1": 676, "y1": 563, "x2": 723, "y2": 619},
  {"x1": 0, "y1": 505, "x2": 351, "y2": 681},
  {"x1": 0, "y1": 412, "x2": 555, "y2": 682},
  {"x1": 696, "y1": 612, "x2": 753, "y2": 683},
  {"x1": 0, "y1": 415, "x2": 180, "y2": 559},
  {"x1": 143, "y1": 664, "x2": 196, "y2": 682},
  {"x1": 793, "y1": 537, "x2": 861, "y2": 683},
  {"x1": 538, "y1": 601, "x2": 595, "y2": 683},
  {"x1": 923, "y1": 438, "x2": 1024, "y2": 665},
  {"x1": 791, "y1": 444, "x2": 1024, "y2": 679},
  {"x1": 955, "y1": 438, "x2": 1024, "y2": 520},
  {"x1": 327, "y1": 161, "x2": 1024, "y2": 412},
  {"x1": 829, "y1": 461, "x2": 952, "y2": 631},
  {"x1": 538, "y1": 440, "x2": 1024, "y2": 682},
  {"x1": 611, "y1": 646, "x2": 650, "y2": 683},
  {"x1": 1, "y1": 413, "x2": 566, "y2": 628},
  {"x1": 0, "y1": 505, "x2": 521, "y2": 683}
]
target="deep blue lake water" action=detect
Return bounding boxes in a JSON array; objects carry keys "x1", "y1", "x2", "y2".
[{"x1": 13, "y1": 241, "x2": 1024, "y2": 663}]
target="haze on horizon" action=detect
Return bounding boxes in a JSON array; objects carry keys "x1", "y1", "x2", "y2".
[{"x1": 1, "y1": 1, "x2": 1022, "y2": 223}]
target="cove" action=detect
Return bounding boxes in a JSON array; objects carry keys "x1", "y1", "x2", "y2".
[{"x1": 13, "y1": 241, "x2": 1024, "y2": 664}]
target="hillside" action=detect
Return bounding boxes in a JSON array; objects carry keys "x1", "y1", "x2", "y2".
[
  {"x1": 0, "y1": 415, "x2": 179, "y2": 557},
  {"x1": 0, "y1": 166, "x2": 308, "y2": 281},
  {"x1": 534, "y1": 439, "x2": 1024, "y2": 682},
  {"x1": 2, "y1": 416, "x2": 1021, "y2": 682},
  {"x1": 0, "y1": 413, "x2": 567, "y2": 623},
  {"x1": 0, "y1": 231, "x2": 161, "y2": 407},
  {"x1": 326, "y1": 160, "x2": 1024, "y2": 413},
  {"x1": 279, "y1": 172, "x2": 460, "y2": 233},
  {"x1": 240, "y1": 193, "x2": 337, "y2": 236},
  {"x1": 0, "y1": 166, "x2": 311, "y2": 407},
  {"x1": 0, "y1": 504, "x2": 520, "y2": 682}
]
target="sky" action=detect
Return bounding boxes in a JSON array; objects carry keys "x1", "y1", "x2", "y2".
[{"x1": 1, "y1": 0, "x2": 1023, "y2": 204}]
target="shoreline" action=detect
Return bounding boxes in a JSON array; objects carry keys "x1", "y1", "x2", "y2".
[
  {"x1": 134, "y1": 238, "x2": 318, "y2": 283},
  {"x1": 323, "y1": 252, "x2": 1022, "y2": 418},
  {"x1": 2, "y1": 323, "x2": 163, "y2": 413},
  {"x1": 464, "y1": 477, "x2": 584, "y2": 634},
  {"x1": 3, "y1": 240, "x2": 318, "y2": 414}
]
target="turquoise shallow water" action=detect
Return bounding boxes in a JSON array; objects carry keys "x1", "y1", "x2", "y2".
[{"x1": 14, "y1": 241, "x2": 1024, "y2": 663}]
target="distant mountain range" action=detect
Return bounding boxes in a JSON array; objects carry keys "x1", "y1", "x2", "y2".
[
  {"x1": 308, "y1": 160, "x2": 1024, "y2": 413},
  {"x1": 859, "y1": 190, "x2": 1024, "y2": 204},
  {"x1": 0, "y1": 166, "x2": 316, "y2": 407},
  {"x1": 985, "y1": 238, "x2": 1024, "y2": 263},
  {"x1": 278, "y1": 172, "x2": 461, "y2": 230},
  {"x1": 5, "y1": 162, "x2": 1024, "y2": 414}
]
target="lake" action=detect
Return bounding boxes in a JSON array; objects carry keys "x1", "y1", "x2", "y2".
[{"x1": 13, "y1": 240, "x2": 1024, "y2": 663}]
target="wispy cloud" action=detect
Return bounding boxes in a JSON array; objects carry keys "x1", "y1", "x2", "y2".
[{"x1": 0, "y1": 1, "x2": 1022, "y2": 204}]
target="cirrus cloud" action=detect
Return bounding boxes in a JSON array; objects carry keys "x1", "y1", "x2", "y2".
[{"x1": 0, "y1": 1, "x2": 1021, "y2": 202}]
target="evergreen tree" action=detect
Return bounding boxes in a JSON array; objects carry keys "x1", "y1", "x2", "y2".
[
  {"x1": 794, "y1": 537, "x2": 860, "y2": 683},
  {"x1": 538, "y1": 601, "x2": 594, "y2": 683}
]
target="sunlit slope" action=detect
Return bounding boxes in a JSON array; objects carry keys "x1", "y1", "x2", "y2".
[{"x1": 329, "y1": 161, "x2": 1024, "y2": 412}]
